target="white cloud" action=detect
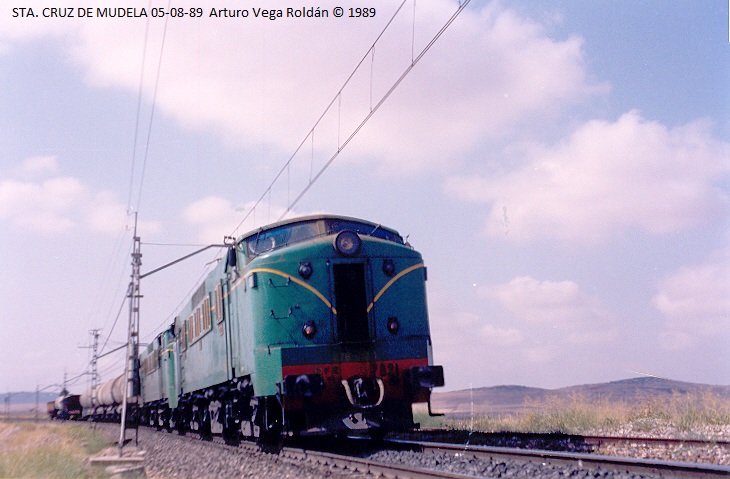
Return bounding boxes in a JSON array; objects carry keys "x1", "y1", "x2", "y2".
[
  {"x1": 0, "y1": 158, "x2": 156, "y2": 235},
  {"x1": 446, "y1": 111, "x2": 730, "y2": 241},
  {"x1": 343, "y1": 1, "x2": 608, "y2": 172},
  {"x1": 479, "y1": 323, "x2": 523, "y2": 346},
  {"x1": 1, "y1": 1, "x2": 605, "y2": 174},
  {"x1": 654, "y1": 242, "x2": 730, "y2": 351},
  {"x1": 182, "y1": 196, "x2": 294, "y2": 244},
  {"x1": 182, "y1": 196, "x2": 240, "y2": 245},
  {"x1": 427, "y1": 276, "x2": 619, "y2": 388},
  {"x1": 482, "y1": 276, "x2": 617, "y2": 344},
  {"x1": 0, "y1": 176, "x2": 84, "y2": 233},
  {"x1": 87, "y1": 191, "x2": 160, "y2": 235}
]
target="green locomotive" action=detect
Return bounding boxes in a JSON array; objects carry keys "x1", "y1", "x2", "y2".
[{"x1": 138, "y1": 214, "x2": 444, "y2": 441}]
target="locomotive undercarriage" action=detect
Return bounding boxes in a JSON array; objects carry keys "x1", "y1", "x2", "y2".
[
  {"x1": 136, "y1": 370, "x2": 427, "y2": 443},
  {"x1": 138, "y1": 375, "x2": 282, "y2": 444}
]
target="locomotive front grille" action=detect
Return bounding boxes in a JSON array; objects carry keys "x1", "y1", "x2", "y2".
[{"x1": 333, "y1": 263, "x2": 369, "y2": 343}]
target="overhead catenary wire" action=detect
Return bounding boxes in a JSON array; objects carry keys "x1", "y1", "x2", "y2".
[
  {"x1": 142, "y1": 242, "x2": 213, "y2": 247},
  {"x1": 228, "y1": 0, "x2": 410, "y2": 237},
  {"x1": 135, "y1": 0, "x2": 173, "y2": 214},
  {"x1": 141, "y1": 260, "x2": 219, "y2": 341},
  {"x1": 228, "y1": 0, "x2": 472, "y2": 235},
  {"x1": 99, "y1": 292, "x2": 130, "y2": 356},
  {"x1": 94, "y1": 0, "x2": 155, "y2": 380},
  {"x1": 126, "y1": 1, "x2": 154, "y2": 215},
  {"x1": 97, "y1": 237, "x2": 135, "y2": 334},
  {"x1": 86, "y1": 222, "x2": 132, "y2": 331},
  {"x1": 100, "y1": 0, "x2": 172, "y2": 368},
  {"x1": 278, "y1": 0, "x2": 472, "y2": 221}
]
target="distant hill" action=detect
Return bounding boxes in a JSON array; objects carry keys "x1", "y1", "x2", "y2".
[
  {"x1": 7, "y1": 378, "x2": 730, "y2": 418},
  {"x1": 431, "y1": 377, "x2": 730, "y2": 417},
  {"x1": 2, "y1": 391, "x2": 57, "y2": 405}
]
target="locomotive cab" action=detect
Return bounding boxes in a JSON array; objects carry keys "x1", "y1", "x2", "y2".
[{"x1": 237, "y1": 215, "x2": 444, "y2": 436}]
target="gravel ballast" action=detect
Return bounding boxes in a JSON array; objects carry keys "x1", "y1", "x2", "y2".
[{"x1": 89, "y1": 424, "x2": 730, "y2": 478}]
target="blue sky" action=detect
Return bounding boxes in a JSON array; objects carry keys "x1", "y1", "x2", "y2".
[{"x1": 1, "y1": 0, "x2": 728, "y2": 395}]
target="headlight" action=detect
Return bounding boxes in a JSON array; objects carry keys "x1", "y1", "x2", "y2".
[
  {"x1": 334, "y1": 230, "x2": 361, "y2": 256},
  {"x1": 302, "y1": 320, "x2": 317, "y2": 339},
  {"x1": 387, "y1": 316, "x2": 400, "y2": 334},
  {"x1": 298, "y1": 262, "x2": 313, "y2": 279}
]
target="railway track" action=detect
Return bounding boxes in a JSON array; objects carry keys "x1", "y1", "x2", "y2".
[
  {"x1": 84, "y1": 423, "x2": 730, "y2": 478},
  {"x1": 157, "y1": 426, "x2": 730, "y2": 478},
  {"x1": 398, "y1": 428, "x2": 730, "y2": 449},
  {"x1": 394, "y1": 428, "x2": 730, "y2": 464},
  {"x1": 583, "y1": 434, "x2": 730, "y2": 449},
  {"x1": 381, "y1": 438, "x2": 730, "y2": 478}
]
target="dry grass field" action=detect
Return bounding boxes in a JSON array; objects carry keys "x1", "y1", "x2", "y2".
[
  {"x1": 0, "y1": 419, "x2": 111, "y2": 478},
  {"x1": 418, "y1": 389, "x2": 730, "y2": 440}
]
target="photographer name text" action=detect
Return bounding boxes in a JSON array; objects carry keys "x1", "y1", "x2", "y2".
[{"x1": 11, "y1": 6, "x2": 377, "y2": 20}]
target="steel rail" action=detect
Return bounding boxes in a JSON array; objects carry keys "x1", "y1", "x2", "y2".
[
  {"x1": 386, "y1": 438, "x2": 730, "y2": 478},
  {"x1": 414, "y1": 428, "x2": 730, "y2": 446},
  {"x1": 583, "y1": 434, "x2": 730, "y2": 448},
  {"x1": 279, "y1": 446, "x2": 488, "y2": 479}
]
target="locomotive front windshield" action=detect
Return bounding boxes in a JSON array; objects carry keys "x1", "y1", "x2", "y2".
[
  {"x1": 325, "y1": 219, "x2": 404, "y2": 244},
  {"x1": 245, "y1": 218, "x2": 404, "y2": 257}
]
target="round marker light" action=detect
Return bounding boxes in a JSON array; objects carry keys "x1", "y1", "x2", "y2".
[
  {"x1": 302, "y1": 320, "x2": 317, "y2": 340},
  {"x1": 382, "y1": 259, "x2": 395, "y2": 276},
  {"x1": 387, "y1": 316, "x2": 400, "y2": 334},
  {"x1": 298, "y1": 262, "x2": 313, "y2": 279},
  {"x1": 334, "y1": 230, "x2": 362, "y2": 256}
]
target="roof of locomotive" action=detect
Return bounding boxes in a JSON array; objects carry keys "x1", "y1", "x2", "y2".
[
  {"x1": 237, "y1": 214, "x2": 402, "y2": 243},
  {"x1": 238, "y1": 214, "x2": 408, "y2": 258}
]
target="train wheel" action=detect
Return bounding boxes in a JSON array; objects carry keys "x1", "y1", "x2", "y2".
[
  {"x1": 199, "y1": 409, "x2": 212, "y2": 441},
  {"x1": 252, "y1": 397, "x2": 283, "y2": 445},
  {"x1": 174, "y1": 408, "x2": 187, "y2": 436},
  {"x1": 222, "y1": 402, "x2": 240, "y2": 446},
  {"x1": 163, "y1": 408, "x2": 173, "y2": 433}
]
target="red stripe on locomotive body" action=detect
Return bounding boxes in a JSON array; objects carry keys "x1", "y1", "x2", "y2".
[{"x1": 282, "y1": 357, "x2": 428, "y2": 405}]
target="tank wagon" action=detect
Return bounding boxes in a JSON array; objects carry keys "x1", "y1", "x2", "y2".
[
  {"x1": 133, "y1": 214, "x2": 444, "y2": 442},
  {"x1": 80, "y1": 374, "x2": 125, "y2": 421},
  {"x1": 47, "y1": 393, "x2": 82, "y2": 420}
]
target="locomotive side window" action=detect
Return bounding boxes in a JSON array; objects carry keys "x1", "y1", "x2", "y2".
[
  {"x1": 214, "y1": 283, "x2": 224, "y2": 324},
  {"x1": 202, "y1": 297, "x2": 211, "y2": 331},
  {"x1": 187, "y1": 296, "x2": 214, "y2": 347},
  {"x1": 180, "y1": 320, "x2": 187, "y2": 350},
  {"x1": 187, "y1": 315, "x2": 193, "y2": 346}
]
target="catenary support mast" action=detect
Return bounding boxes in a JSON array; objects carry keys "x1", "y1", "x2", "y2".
[{"x1": 119, "y1": 213, "x2": 142, "y2": 454}]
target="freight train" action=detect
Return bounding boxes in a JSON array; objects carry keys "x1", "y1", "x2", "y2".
[{"x1": 57, "y1": 215, "x2": 444, "y2": 442}]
